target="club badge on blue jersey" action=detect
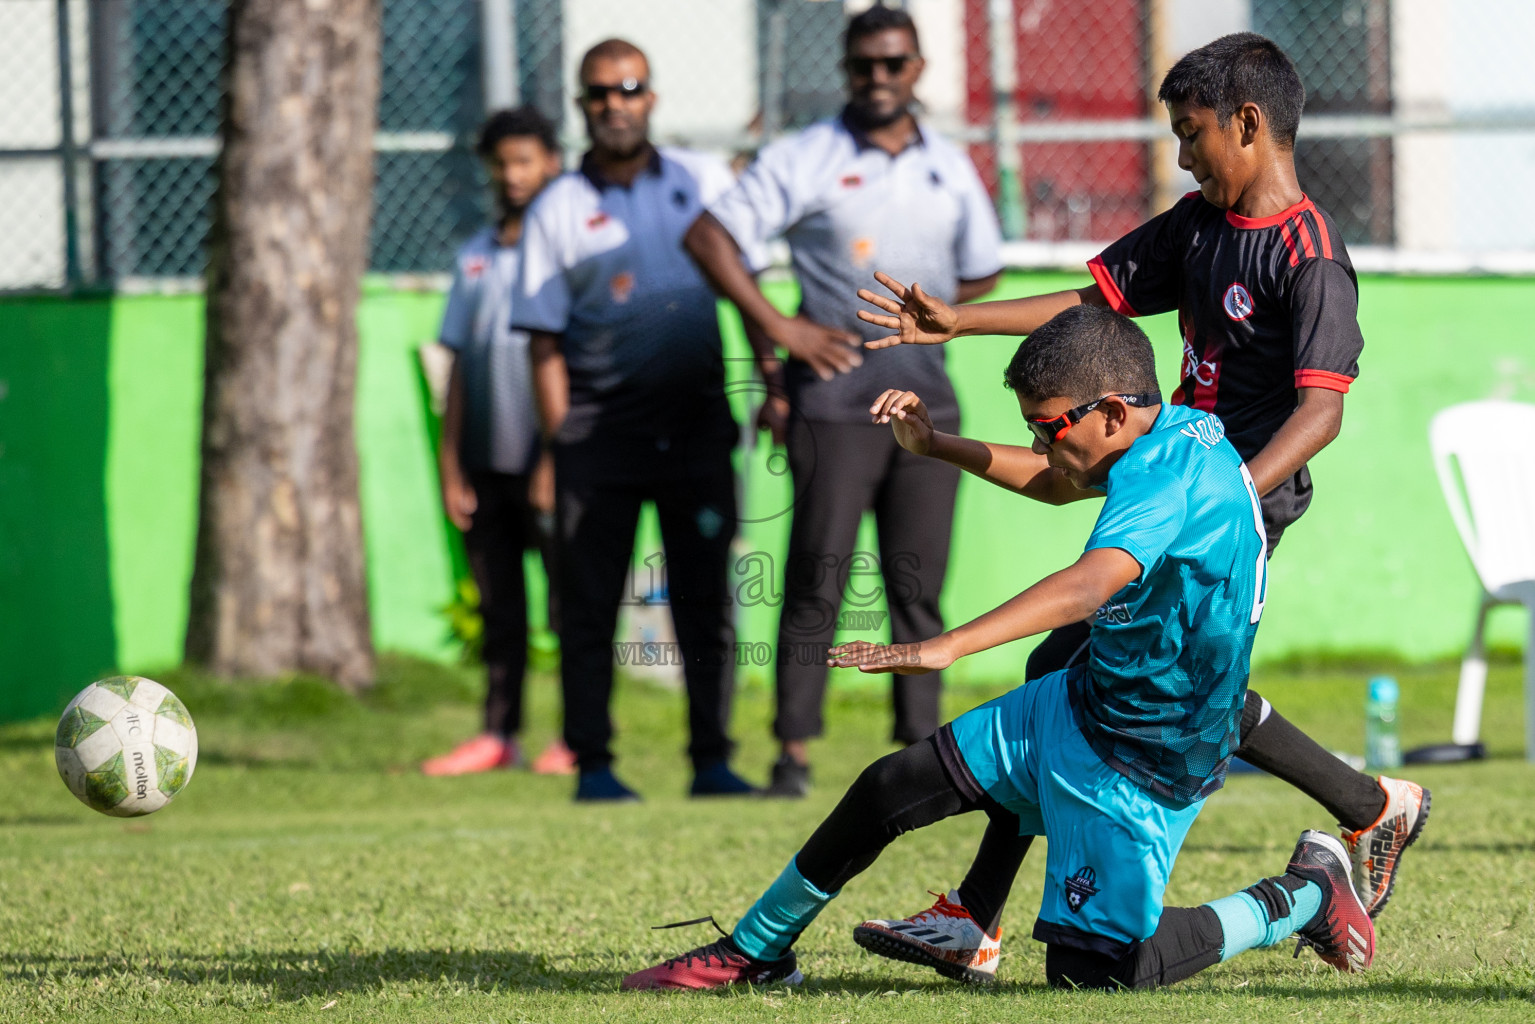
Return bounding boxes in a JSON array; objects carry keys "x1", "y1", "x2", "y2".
[{"x1": 1065, "y1": 866, "x2": 1100, "y2": 913}]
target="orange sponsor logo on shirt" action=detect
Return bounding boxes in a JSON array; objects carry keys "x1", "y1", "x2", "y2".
[
  {"x1": 850, "y1": 237, "x2": 876, "y2": 267},
  {"x1": 610, "y1": 271, "x2": 635, "y2": 304}
]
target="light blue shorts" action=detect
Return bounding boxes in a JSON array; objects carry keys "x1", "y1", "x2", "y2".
[{"x1": 946, "y1": 667, "x2": 1204, "y2": 956}]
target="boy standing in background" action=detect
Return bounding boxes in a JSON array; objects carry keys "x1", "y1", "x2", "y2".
[{"x1": 423, "y1": 107, "x2": 573, "y2": 777}]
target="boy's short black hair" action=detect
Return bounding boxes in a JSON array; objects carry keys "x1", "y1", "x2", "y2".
[
  {"x1": 845, "y1": 3, "x2": 920, "y2": 55},
  {"x1": 477, "y1": 105, "x2": 560, "y2": 159},
  {"x1": 1003, "y1": 306, "x2": 1159, "y2": 405},
  {"x1": 1157, "y1": 32, "x2": 1305, "y2": 148}
]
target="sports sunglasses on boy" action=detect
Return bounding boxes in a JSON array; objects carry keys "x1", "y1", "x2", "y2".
[{"x1": 1025, "y1": 392, "x2": 1162, "y2": 446}]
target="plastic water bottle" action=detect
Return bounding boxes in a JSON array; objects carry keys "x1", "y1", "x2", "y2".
[{"x1": 1365, "y1": 676, "x2": 1401, "y2": 770}]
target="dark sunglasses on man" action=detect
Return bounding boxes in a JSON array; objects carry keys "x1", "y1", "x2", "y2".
[
  {"x1": 581, "y1": 77, "x2": 648, "y2": 104},
  {"x1": 1025, "y1": 392, "x2": 1162, "y2": 447},
  {"x1": 844, "y1": 54, "x2": 919, "y2": 77}
]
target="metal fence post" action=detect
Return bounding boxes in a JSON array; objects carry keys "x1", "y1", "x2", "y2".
[
  {"x1": 55, "y1": 0, "x2": 81, "y2": 288},
  {"x1": 988, "y1": 0, "x2": 1024, "y2": 239},
  {"x1": 482, "y1": 0, "x2": 519, "y2": 112},
  {"x1": 761, "y1": 0, "x2": 787, "y2": 140}
]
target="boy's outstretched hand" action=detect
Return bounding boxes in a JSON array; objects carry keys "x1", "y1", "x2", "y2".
[
  {"x1": 827, "y1": 639, "x2": 953, "y2": 675},
  {"x1": 857, "y1": 271, "x2": 961, "y2": 349},
  {"x1": 869, "y1": 389, "x2": 935, "y2": 456}
]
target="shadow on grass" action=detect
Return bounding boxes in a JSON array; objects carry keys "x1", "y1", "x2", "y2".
[
  {"x1": 0, "y1": 949, "x2": 974, "y2": 1000},
  {"x1": 3, "y1": 950, "x2": 1532, "y2": 1003},
  {"x1": 0, "y1": 949, "x2": 614, "y2": 998}
]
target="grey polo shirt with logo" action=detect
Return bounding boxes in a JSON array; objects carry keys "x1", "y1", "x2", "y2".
[
  {"x1": 709, "y1": 111, "x2": 1004, "y2": 423},
  {"x1": 439, "y1": 225, "x2": 539, "y2": 475},
  {"x1": 513, "y1": 147, "x2": 740, "y2": 448}
]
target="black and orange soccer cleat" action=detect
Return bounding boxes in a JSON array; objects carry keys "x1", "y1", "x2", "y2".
[{"x1": 1288, "y1": 830, "x2": 1375, "y2": 973}]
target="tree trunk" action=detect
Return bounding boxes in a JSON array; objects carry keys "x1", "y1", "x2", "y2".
[{"x1": 187, "y1": 0, "x2": 381, "y2": 689}]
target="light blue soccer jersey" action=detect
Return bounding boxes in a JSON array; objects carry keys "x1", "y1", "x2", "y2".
[{"x1": 1075, "y1": 402, "x2": 1269, "y2": 802}]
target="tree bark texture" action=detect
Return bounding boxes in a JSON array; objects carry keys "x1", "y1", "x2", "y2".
[{"x1": 187, "y1": 0, "x2": 381, "y2": 688}]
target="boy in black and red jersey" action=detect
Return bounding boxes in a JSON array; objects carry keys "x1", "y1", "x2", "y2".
[{"x1": 847, "y1": 33, "x2": 1428, "y2": 983}]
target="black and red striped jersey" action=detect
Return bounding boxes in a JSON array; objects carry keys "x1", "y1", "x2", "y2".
[{"x1": 1086, "y1": 192, "x2": 1363, "y2": 540}]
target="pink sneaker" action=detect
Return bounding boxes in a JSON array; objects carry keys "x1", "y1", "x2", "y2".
[
  {"x1": 421, "y1": 735, "x2": 516, "y2": 776},
  {"x1": 531, "y1": 739, "x2": 578, "y2": 776}
]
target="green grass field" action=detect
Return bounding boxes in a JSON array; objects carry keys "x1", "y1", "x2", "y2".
[{"x1": 3, "y1": 656, "x2": 1533, "y2": 1023}]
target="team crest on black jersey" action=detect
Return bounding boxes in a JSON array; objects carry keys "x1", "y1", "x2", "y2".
[
  {"x1": 1065, "y1": 867, "x2": 1099, "y2": 913},
  {"x1": 1223, "y1": 282, "x2": 1254, "y2": 321}
]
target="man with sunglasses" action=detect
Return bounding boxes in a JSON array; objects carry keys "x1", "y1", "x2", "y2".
[
  {"x1": 515, "y1": 39, "x2": 756, "y2": 802},
  {"x1": 683, "y1": 5, "x2": 1003, "y2": 797}
]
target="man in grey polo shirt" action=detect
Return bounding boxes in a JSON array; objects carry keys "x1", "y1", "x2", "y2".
[
  {"x1": 516, "y1": 38, "x2": 757, "y2": 802},
  {"x1": 684, "y1": 6, "x2": 1002, "y2": 796}
]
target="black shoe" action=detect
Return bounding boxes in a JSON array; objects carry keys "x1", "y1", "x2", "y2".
[
  {"x1": 574, "y1": 767, "x2": 641, "y2": 803},
  {"x1": 690, "y1": 760, "x2": 756, "y2": 797},
  {"x1": 761, "y1": 755, "x2": 810, "y2": 798}
]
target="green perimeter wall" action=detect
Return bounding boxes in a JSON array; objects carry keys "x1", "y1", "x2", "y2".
[{"x1": 2, "y1": 272, "x2": 1531, "y2": 720}]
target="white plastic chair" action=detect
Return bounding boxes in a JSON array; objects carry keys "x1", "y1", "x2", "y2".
[{"x1": 1430, "y1": 400, "x2": 1535, "y2": 760}]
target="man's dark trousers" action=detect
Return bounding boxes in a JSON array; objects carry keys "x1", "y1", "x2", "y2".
[
  {"x1": 775, "y1": 417, "x2": 961, "y2": 745},
  {"x1": 464, "y1": 471, "x2": 559, "y2": 738},
  {"x1": 555, "y1": 435, "x2": 737, "y2": 771}
]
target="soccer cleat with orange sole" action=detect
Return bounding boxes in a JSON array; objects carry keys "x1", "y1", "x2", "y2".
[
  {"x1": 1341, "y1": 775, "x2": 1430, "y2": 918},
  {"x1": 853, "y1": 890, "x2": 1000, "y2": 984}
]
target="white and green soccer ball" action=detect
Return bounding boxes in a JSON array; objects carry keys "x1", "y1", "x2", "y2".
[{"x1": 55, "y1": 676, "x2": 198, "y2": 816}]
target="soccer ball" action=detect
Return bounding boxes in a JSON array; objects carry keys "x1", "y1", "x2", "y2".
[{"x1": 55, "y1": 676, "x2": 198, "y2": 816}]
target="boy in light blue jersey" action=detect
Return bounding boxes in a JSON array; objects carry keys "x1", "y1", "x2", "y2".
[{"x1": 623, "y1": 306, "x2": 1375, "y2": 992}]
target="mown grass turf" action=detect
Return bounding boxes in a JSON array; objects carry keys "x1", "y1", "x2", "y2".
[{"x1": 2, "y1": 656, "x2": 1533, "y2": 1022}]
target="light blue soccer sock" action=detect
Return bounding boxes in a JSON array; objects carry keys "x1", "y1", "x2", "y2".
[
  {"x1": 731, "y1": 856, "x2": 837, "y2": 961},
  {"x1": 1206, "y1": 878, "x2": 1322, "y2": 961}
]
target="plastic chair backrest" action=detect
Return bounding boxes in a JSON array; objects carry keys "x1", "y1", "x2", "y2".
[{"x1": 1429, "y1": 400, "x2": 1535, "y2": 594}]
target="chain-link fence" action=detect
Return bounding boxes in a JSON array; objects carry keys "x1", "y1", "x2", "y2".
[{"x1": 3, "y1": 0, "x2": 1533, "y2": 292}]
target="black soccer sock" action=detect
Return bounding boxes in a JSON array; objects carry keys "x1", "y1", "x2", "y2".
[
  {"x1": 955, "y1": 820, "x2": 1032, "y2": 937},
  {"x1": 1044, "y1": 906, "x2": 1224, "y2": 991},
  {"x1": 1237, "y1": 689, "x2": 1386, "y2": 831}
]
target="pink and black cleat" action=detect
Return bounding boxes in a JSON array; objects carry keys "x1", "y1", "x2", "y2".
[
  {"x1": 622, "y1": 918, "x2": 803, "y2": 991},
  {"x1": 1288, "y1": 830, "x2": 1376, "y2": 973}
]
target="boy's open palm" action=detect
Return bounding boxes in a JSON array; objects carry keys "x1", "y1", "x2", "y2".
[
  {"x1": 857, "y1": 271, "x2": 960, "y2": 349},
  {"x1": 870, "y1": 389, "x2": 935, "y2": 456}
]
